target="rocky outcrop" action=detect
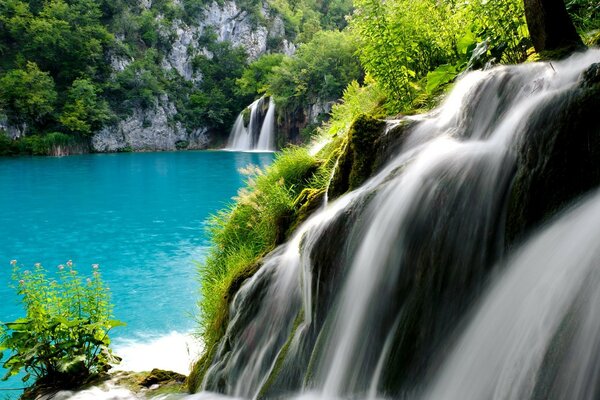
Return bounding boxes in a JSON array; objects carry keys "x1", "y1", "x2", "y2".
[
  {"x1": 95, "y1": 0, "x2": 292, "y2": 152},
  {"x1": 0, "y1": 115, "x2": 26, "y2": 139},
  {"x1": 92, "y1": 97, "x2": 208, "y2": 152},
  {"x1": 163, "y1": 0, "x2": 292, "y2": 81},
  {"x1": 506, "y1": 62, "x2": 600, "y2": 245}
]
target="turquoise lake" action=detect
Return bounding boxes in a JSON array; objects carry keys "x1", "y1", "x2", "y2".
[{"x1": 0, "y1": 151, "x2": 274, "y2": 394}]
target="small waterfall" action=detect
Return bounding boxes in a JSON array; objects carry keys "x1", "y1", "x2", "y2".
[
  {"x1": 227, "y1": 114, "x2": 252, "y2": 150},
  {"x1": 226, "y1": 97, "x2": 277, "y2": 152},
  {"x1": 256, "y1": 98, "x2": 276, "y2": 151}
]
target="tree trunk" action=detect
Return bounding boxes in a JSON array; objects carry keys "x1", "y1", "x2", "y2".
[{"x1": 524, "y1": 0, "x2": 584, "y2": 53}]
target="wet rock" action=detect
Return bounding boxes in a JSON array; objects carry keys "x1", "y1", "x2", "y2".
[
  {"x1": 581, "y1": 62, "x2": 600, "y2": 88},
  {"x1": 139, "y1": 368, "x2": 186, "y2": 387},
  {"x1": 506, "y1": 72, "x2": 600, "y2": 246},
  {"x1": 328, "y1": 115, "x2": 386, "y2": 199}
]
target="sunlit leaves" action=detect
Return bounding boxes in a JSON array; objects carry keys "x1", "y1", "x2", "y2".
[{"x1": 0, "y1": 262, "x2": 124, "y2": 387}]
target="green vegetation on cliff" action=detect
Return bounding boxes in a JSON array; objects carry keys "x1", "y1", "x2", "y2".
[{"x1": 0, "y1": 0, "x2": 356, "y2": 154}]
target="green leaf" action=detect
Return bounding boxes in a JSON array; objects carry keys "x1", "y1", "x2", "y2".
[
  {"x1": 58, "y1": 355, "x2": 86, "y2": 373},
  {"x1": 457, "y1": 30, "x2": 477, "y2": 55},
  {"x1": 426, "y1": 64, "x2": 458, "y2": 94},
  {"x1": 108, "y1": 320, "x2": 127, "y2": 328}
]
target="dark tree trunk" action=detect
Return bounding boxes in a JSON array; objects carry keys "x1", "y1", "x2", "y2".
[{"x1": 524, "y1": 0, "x2": 584, "y2": 52}]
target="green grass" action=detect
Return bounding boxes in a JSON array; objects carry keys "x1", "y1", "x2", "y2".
[
  {"x1": 197, "y1": 147, "x2": 318, "y2": 345},
  {"x1": 0, "y1": 132, "x2": 80, "y2": 156}
]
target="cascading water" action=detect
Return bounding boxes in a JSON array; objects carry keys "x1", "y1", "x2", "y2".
[
  {"x1": 421, "y1": 188, "x2": 600, "y2": 400},
  {"x1": 55, "y1": 50, "x2": 600, "y2": 400},
  {"x1": 203, "y1": 49, "x2": 600, "y2": 399},
  {"x1": 227, "y1": 97, "x2": 277, "y2": 152},
  {"x1": 256, "y1": 98, "x2": 276, "y2": 151}
]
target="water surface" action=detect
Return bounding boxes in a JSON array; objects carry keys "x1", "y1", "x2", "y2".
[{"x1": 0, "y1": 150, "x2": 273, "y2": 394}]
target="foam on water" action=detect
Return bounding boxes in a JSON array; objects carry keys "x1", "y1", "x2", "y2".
[{"x1": 112, "y1": 331, "x2": 204, "y2": 375}]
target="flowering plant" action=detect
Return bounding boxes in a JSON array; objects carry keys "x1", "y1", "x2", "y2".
[{"x1": 0, "y1": 261, "x2": 124, "y2": 389}]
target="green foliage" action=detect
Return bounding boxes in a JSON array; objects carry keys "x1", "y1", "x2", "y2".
[
  {"x1": 566, "y1": 0, "x2": 600, "y2": 33},
  {"x1": 59, "y1": 79, "x2": 112, "y2": 136},
  {"x1": 107, "y1": 49, "x2": 168, "y2": 112},
  {"x1": 350, "y1": 0, "x2": 455, "y2": 111},
  {"x1": 320, "y1": 75, "x2": 386, "y2": 138},
  {"x1": 236, "y1": 54, "x2": 285, "y2": 98},
  {"x1": 5, "y1": 0, "x2": 113, "y2": 84},
  {"x1": 268, "y1": 30, "x2": 362, "y2": 111},
  {"x1": 267, "y1": 0, "x2": 353, "y2": 43},
  {"x1": 349, "y1": 0, "x2": 529, "y2": 113},
  {"x1": 0, "y1": 261, "x2": 124, "y2": 389},
  {"x1": 0, "y1": 132, "x2": 77, "y2": 156},
  {"x1": 188, "y1": 34, "x2": 251, "y2": 128},
  {"x1": 0, "y1": 62, "x2": 57, "y2": 126},
  {"x1": 458, "y1": 0, "x2": 529, "y2": 64}
]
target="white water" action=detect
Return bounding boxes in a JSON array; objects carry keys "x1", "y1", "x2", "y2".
[
  {"x1": 227, "y1": 114, "x2": 252, "y2": 151},
  {"x1": 315, "y1": 50, "x2": 600, "y2": 397},
  {"x1": 256, "y1": 98, "x2": 276, "y2": 151},
  {"x1": 422, "y1": 189, "x2": 600, "y2": 400},
  {"x1": 227, "y1": 97, "x2": 276, "y2": 152},
  {"x1": 112, "y1": 331, "x2": 203, "y2": 375}
]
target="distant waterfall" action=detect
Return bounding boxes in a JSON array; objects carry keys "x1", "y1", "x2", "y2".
[
  {"x1": 256, "y1": 98, "x2": 276, "y2": 151},
  {"x1": 226, "y1": 97, "x2": 276, "y2": 152}
]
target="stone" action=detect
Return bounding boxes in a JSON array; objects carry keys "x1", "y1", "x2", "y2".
[
  {"x1": 91, "y1": 97, "x2": 209, "y2": 152},
  {"x1": 139, "y1": 369, "x2": 186, "y2": 387}
]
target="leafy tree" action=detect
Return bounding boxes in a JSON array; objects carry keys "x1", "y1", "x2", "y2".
[
  {"x1": 268, "y1": 30, "x2": 362, "y2": 111},
  {"x1": 19, "y1": 0, "x2": 113, "y2": 84},
  {"x1": 190, "y1": 35, "x2": 250, "y2": 128},
  {"x1": 0, "y1": 62, "x2": 57, "y2": 127},
  {"x1": 107, "y1": 49, "x2": 167, "y2": 111},
  {"x1": 320, "y1": 0, "x2": 353, "y2": 30},
  {"x1": 59, "y1": 79, "x2": 112, "y2": 135},
  {"x1": 349, "y1": 0, "x2": 456, "y2": 111},
  {"x1": 349, "y1": 0, "x2": 529, "y2": 111},
  {"x1": 236, "y1": 53, "x2": 285, "y2": 98}
]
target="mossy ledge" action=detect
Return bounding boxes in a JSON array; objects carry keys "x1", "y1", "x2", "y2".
[{"x1": 189, "y1": 115, "x2": 408, "y2": 393}]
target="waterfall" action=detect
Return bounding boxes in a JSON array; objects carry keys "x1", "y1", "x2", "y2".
[
  {"x1": 227, "y1": 114, "x2": 251, "y2": 150},
  {"x1": 203, "y1": 49, "x2": 600, "y2": 399},
  {"x1": 256, "y1": 98, "x2": 276, "y2": 151},
  {"x1": 226, "y1": 97, "x2": 277, "y2": 152},
  {"x1": 55, "y1": 50, "x2": 600, "y2": 400}
]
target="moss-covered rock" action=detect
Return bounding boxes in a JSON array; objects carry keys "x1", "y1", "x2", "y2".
[
  {"x1": 242, "y1": 107, "x2": 251, "y2": 127},
  {"x1": 139, "y1": 369, "x2": 186, "y2": 387},
  {"x1": 506, "y1": 64, "x2": 600, "y2": 246},
  {"x1": 288, "y1": 188, "x2": 326, "y2": 235},
  {"x1": 328, "y1": 115, "x2": 386, "y2": 199},
  {"x1": 188, "y1": 260, "x2": 262, "y2": 393}
]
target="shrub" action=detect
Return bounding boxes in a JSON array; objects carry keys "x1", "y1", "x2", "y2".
[
  {"x1": 267, "y1": 30, "x2": 363, "y2": 112},
  {"x1": 0, "y1": 260, "x2": 124, "y2": 390}
]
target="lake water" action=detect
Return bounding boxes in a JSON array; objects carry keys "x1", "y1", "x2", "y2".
[{"x1": 0, "y1": 151, "x2": 274, "y2": 395}]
